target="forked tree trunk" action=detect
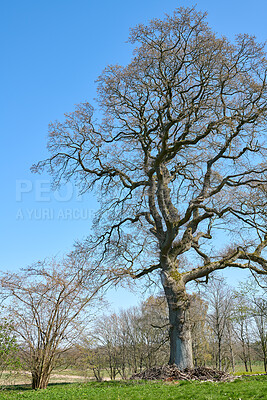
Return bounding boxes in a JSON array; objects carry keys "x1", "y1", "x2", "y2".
[
  {"x1": 31, "y1": 363, "x2": 52, "y2": 389},
  {"x1": 31, "y1": 371, "x2": 50, "y2": 390},
  {"x1": 161, "y1": 270, "x2": 193, "y2": 369}
]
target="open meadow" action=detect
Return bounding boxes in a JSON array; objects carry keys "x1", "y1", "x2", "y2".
[{"x1": 0, "y1": 376, "x2": 266, "y2": 400}]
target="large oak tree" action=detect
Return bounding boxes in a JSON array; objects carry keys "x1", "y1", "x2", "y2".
[{"x1": 34, "y1": 8, "x2": 267, "y2": 369}]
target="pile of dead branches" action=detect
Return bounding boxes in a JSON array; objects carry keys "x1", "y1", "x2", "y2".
[{"x1": 130, "y1": 365, "x2": 232, "y2": 382}]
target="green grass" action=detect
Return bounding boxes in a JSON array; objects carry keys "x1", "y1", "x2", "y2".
[
  {"x1": 0, "y1": 376, "x2": 266, "y2": 400},
  {"x1": 232, "y1": 364, "x2": 266, "y2": 376}
]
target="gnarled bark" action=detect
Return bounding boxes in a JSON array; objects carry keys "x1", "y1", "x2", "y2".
[{"x1": 161, "y1": 270, "x2": 193, "y2": 369}]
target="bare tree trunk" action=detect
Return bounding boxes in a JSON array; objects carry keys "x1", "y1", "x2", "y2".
[
  {"x1": 31, "y1": 370, "x2": 50, "y2": 390},
  {"x1": 247, "y1": 339, "x2": 253, "y2": 373},
  {"x1": 229, "y1": 340, "x2": 235, "y2": 373},
  {"x1": 161, "y1": 271, "x2": 193, "y2": 369},
  {"x1": 218, "y1": 338, "x2": 222, "y2": 371},
  {"x1": 227, "y1": 322, "x2": 235, "y2": 373},
  {"x1": 92, "y1": 367, "x2": 102, "y2": 382},
  {"x1": 31, "y1": 372, "x2": 40, "y2": 390}
]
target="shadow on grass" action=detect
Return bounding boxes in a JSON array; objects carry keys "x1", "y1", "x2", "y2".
[
  {"x1": 0, "y1": 380, "x2": 138, "y2": 392},
  {"x1": 1, "y1": 381, "x2": 75, "y2": 392},
  {"x1": 3, "y1": 376, "x2": 265, "y2": 394},
  {"x1": 0, "y1": 380, "x2": 141, "y2": 394}
]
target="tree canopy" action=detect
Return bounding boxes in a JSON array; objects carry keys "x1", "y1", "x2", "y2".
[{"x1": 33, "y1": 7, "x2": 267, "y2": 368}]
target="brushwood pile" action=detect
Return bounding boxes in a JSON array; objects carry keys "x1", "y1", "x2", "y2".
[{"x1": 130, "y1": 366, "x2": 232, "y2": 382}]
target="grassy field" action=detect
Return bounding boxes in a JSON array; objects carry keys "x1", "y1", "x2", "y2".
[
  {"x1": 0, "y1": 376, "x2": 266, "y2": 400},
  {"x1": 0, "y1": 365, "x2": 265, "y2": 387},
  {"x1": 232, "y1": 364, "x2": 266, "y2": 375},
  {"x1": 0, "y1": 370, "x2": 88, "y2": 387}
]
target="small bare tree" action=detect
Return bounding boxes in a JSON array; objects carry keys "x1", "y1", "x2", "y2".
[
  {"x1": 34, "y1": 7, "x2": 267, "y2": 368},
  {"x1": 189, "y1": 294, "x2": 210, "y2": 368},
  {"x1": 232, "y1": 290, "x2": 253, "y2": 372},
  {"x1": 235, "y1": 279, "x2": 267, "y2": 372},
  {"x1": 252, "y1": 297, "x2": 267, "y2": 372},
  {"x1": 0, "y1": 257, "x2": 106, "y2": 389},
  {"x1": 205, "y1": 279, "x2": 234, "y2": 370}
]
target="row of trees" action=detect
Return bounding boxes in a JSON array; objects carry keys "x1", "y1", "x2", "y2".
[
  {"x1": 74, "y1": 277, "x2": 267, "y2": 379},
  {"x1": 76, "y1": 296, "x2": 169, "y2": 380},
  {"x1": 204, "y1": 278, "x2": 267, "y2": 373},
  {"x1": 0, "y1": 262, "x2": 266, "y2": 388}
]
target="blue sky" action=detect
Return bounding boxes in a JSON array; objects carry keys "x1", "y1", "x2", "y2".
[{"x1": 1, "y1": 0, "x2": 266, "y2": 309}]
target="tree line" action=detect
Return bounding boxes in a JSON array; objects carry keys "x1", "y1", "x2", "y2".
[
  {"x1": 0, "y1": 265, "x2": 266, "y2": 388},
  {"x1": 74, "y1": 277, "x2": 267, "y2": 380}
]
